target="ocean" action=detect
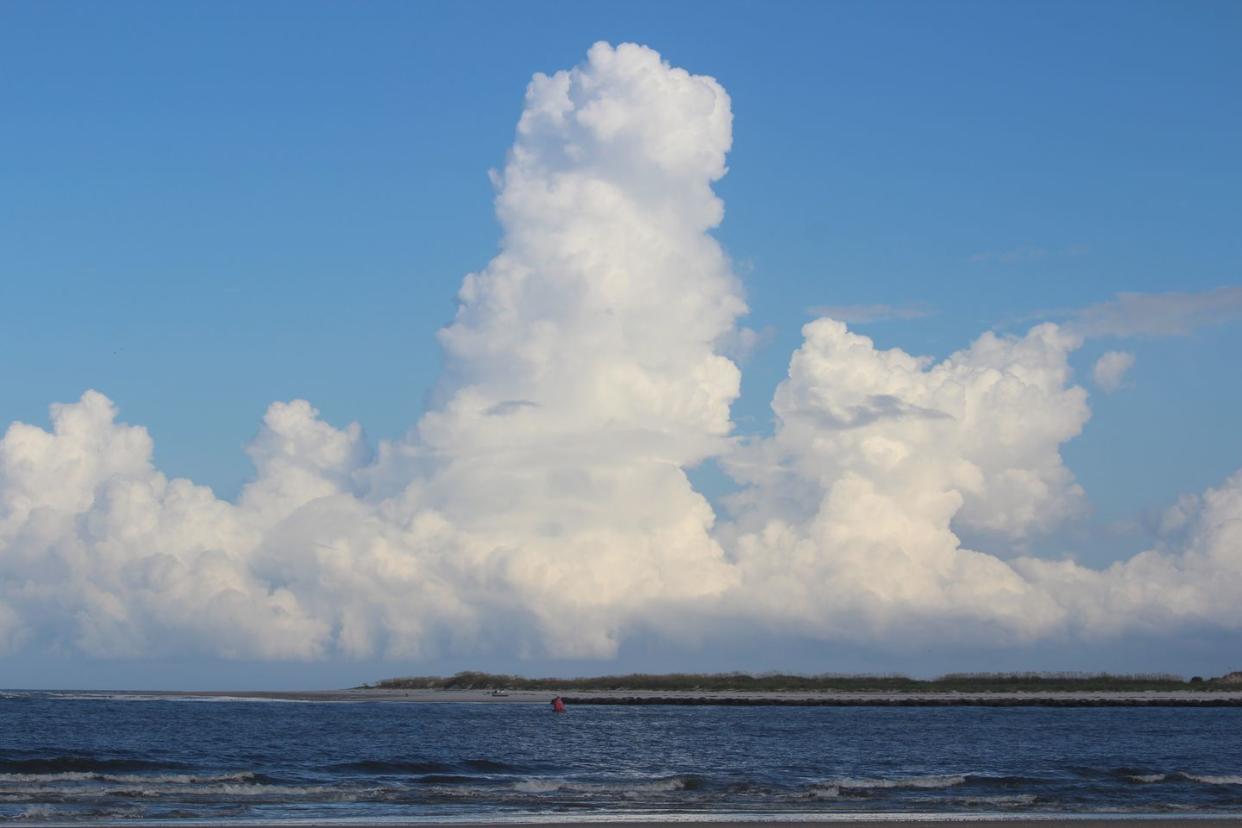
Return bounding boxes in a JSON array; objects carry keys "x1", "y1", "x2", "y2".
[{"x1": 2, "y1": 693, "x2": 1241, "y2": 823}]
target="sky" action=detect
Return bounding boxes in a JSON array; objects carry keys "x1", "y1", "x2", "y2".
[{"x1": 2, "y1": 1, "x2": 1241, "y2": 689}]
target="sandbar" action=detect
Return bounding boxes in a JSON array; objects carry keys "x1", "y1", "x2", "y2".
[{"x1": 41, "y1": 688, "x2": 1242, "y2": 706}]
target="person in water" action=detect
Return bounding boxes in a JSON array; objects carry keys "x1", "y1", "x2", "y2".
[{"x1": 551, "y1": 696, "x2": 566, "y2": 713}]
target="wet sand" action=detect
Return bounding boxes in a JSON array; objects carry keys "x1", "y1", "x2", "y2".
[{"x1": 49, "y1": 687, "x2": 1242, "y2": 706}]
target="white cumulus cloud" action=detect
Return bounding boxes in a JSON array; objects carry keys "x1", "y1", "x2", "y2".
[
  {"x1": 0, "y1": 392, "x2": 329, "y2": 659},
  {"x1": 718, "y1": 320, "x2": 1088, "y2": 643},
  {"x1": 1, "y1": 43, "x2": 1241, "y2": 666},
  {"x1": 1017, "y1": 470, "x2": 1242, "y2": 636},
  {"x1": 0, "y1": 42, "x2": 746, "y2": 662}
]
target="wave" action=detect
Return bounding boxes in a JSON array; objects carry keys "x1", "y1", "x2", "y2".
[
  {"x1": 0, "y1": 781, "x2": 390, "y2": 802},
  {"x1": 326, "y1": 757, "x2": 525, "y2": 775},
  {"x1": 0, "y1": 772, "x2": 96, "y2": 783},
  {"x1": 955, "y1": 794, "x2": 1039, "y2": 807},
  {"x1": 1183, "y1": 773, "x2": 1242, "y2": 785},
  {"x1": 828, "y1": 774, "x2": 967, "y2": 790},
  {"x1": 1125, "y1": 771, "x2": 1242, "y2": 785},
  {"x1": 511, "y1": 775, "x2": 700, "y2": 795},
  {"x1": 0, "y1": 771, "x2": 264, "y2": 786},
  {"x1": 965, "y1": 773, "x2": 1043, "y2": 787},
  {"x1": 326, "y1": 759, "x2": 454, "y2": 774},
  {"x1": 0, "y1": 757, "x2": 186, "y2": 775},
  {"x1": 464, "y1": 758, "x2": 520, "y2": 772},
  {"x1": 1128, "y1": 773, "x2": 1169, "y2": 783},
  {"x1": 412, "y1": 774, "x2": 483, "y2": 785},
  {"x1": 11, "y1": 805, "x2": 147, "y2": 822},
  {"x1": 13, "y1": 806, "x2": 54, "y2": 820}
]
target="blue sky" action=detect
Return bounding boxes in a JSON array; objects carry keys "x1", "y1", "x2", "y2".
[{"x1": 2, "y1": 1, "x2": 1241, "y2": 687}]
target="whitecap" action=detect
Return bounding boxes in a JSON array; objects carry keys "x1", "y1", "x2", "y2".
[
  {"x1": 1184, "y1": 773, "x2": 1242, "y2": 785},
  {"x1": 513, "y1": 777, "x2": 690, "y2": 795},
  {"x1": 830, "y1": 774, "x2": 967, "y2": 790},
  {"x1": 1128, "y1": 773, "x2": 1168, "y2": 783}
]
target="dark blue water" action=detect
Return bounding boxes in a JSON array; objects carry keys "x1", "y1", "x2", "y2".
[{"x1": 3, "y1": 694, "x2": 1242, "y2": 823}]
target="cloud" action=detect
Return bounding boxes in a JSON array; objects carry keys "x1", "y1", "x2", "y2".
[
  {"x1": 719, "y1": 320, "x2": 1089, "y2": 641},
  {"x1": 1092, "y1": 351, "x2": 1135, "y2": 393},
  {"x1": 1017, "y1": 470, "x2": 1242, "y2": 636},
  {"x1": 404, "y1": 40, "x2": 746, "y2": 656},
  {"x1": 0, "y1": 392, "x2": 330, "y2": 659},
  {"x1": 0, "y1": 42, "x2": 745, "y2": 662},
  {"x1": 1, "y1": 43, "x2": 1241, "y2": 665},
  {"x1": 718, "y1": 315, "x2": 1242, "y2": 647},
  {"x1": 808, "y1": 303, "x2": 933, "y2": 324},
  {"x1": 1065, "y1": 287, "x2": 1242, "y2": 338},
  {"x1": 714, "y1": 325, "x2": 775, "y2": 362}
]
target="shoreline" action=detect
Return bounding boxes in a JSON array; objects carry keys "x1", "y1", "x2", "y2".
[
  {"x1": 43, "y1": 819, "x2": 1242, "y2": 827},
  {"x1": 24, "y1": 688, "x2": 1242, "y2": 706}
]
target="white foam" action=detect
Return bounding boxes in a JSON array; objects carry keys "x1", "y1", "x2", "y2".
[
  {"x1": 829, "y1": 774, "x2": 967, "y2": 790},
  {"x1": 1128, "y1": 773, "x2": 1167, "y2": 783},
  {"x1": 0, "y1": 780, "x2": 386, "y2": 802},
  {"x1": 1184, "y1": 773, "x2": 1242, "y2": 785},
  {"x1": 102, "y1": 771, "x2": 258, "y2": 784},
  {"x1": 512, "y1": 778, "x2": 564, "y2": 794},
  {"x1": 513, "y1": 777, "x2": 690, "y2": 795},
  {"x1": 15, "y1": 805, "x2": 56, "y2": 820},
  {"x1": 0, "y1": 770, "x2": 259, "y2": 789},
  {"x1": 0, "y1": 772, "x2": 96, "y2": 783}
]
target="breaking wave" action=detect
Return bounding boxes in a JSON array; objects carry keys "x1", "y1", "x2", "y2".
[
  {"x1": 1183, "y1": 773, "x2": 1242, "y2": 785},
  {"x1": 512, "y1": 775, "x2": 701, "y2": 795},
  {"x1": 829, "y1": 774, "x2": 967, "y2": 790},
  {"x1": 1128, "y1": 773, "x2": 1169, "y2": 783},
  {"x1": 0, "y1": 771, "x2": 264, "y2": 786},
  {"x1": 1126, "y1": 771, "x2": 1242, "y2": 785},
  {"x1": 4, "y1": 698, "x2": 1242, "y2": 820},
  {"x1": 954, "y1": 794, "x2": 1039, "y2": 807}
]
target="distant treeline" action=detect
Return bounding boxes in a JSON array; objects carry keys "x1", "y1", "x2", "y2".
[{"x1": 363, "y1": 670, "x2": 1242, "y2": 693}]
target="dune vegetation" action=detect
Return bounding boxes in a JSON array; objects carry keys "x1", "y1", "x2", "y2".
[{"x1": 363, "y1": 670, "x2": 1238, "y2": 693}]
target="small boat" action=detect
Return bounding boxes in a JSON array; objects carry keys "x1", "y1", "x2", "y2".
[{"x1": 491, "y1": 689, "x2": 509, "y2": 697}]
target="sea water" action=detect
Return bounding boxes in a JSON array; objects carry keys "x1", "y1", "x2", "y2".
[{"x1": 2, "y1": 693, "x2": 1241, "y2": 822}]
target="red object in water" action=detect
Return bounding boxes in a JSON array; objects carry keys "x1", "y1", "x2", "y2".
[{"x1": 551, "y1": 696, "x2": 566, "y2": 713}]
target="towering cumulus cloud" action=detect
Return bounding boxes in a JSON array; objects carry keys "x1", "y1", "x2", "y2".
[
  {"x1": 0, "y1": 43, "x2": 743, "y2": 661},
  {"x1": 1, "y1": 42, "x2": 1241, "y2": 664},
  {"x1": 406, "y1": 42, "x2": 745, "y2": 655}
]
